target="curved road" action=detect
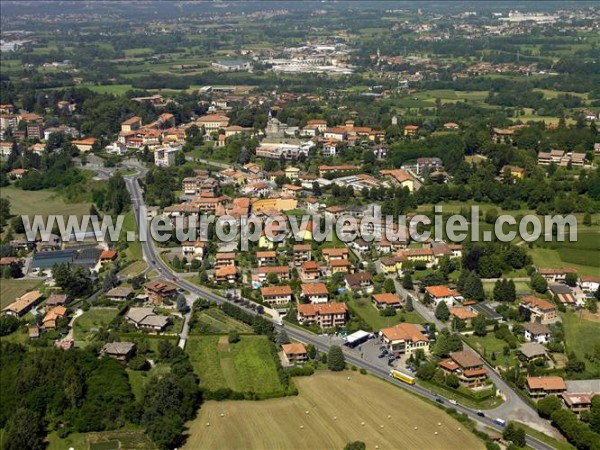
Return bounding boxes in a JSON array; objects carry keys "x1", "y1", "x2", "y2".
[{"x1": 122, "y1": 166, "x2": 557, "y2": 450}]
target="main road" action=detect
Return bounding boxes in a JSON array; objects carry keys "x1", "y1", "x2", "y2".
[{"x1": 122, "y1": 165, "x2": 558, "y2": 450}]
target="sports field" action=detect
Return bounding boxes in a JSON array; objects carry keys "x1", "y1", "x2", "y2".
[
  {"x1": 184, "y1": 371, "x2": 484, "y2": 450},
  {"x1": 186, "y1": 335, "x2": 285, "y2": 395}
]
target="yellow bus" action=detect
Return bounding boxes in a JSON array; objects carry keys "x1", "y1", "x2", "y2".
[{"x1": 389, "y1": 369, "x2": 416, "y2": 385}]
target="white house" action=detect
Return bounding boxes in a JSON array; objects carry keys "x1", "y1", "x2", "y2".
[
  {"x1": 524, "y1": 322, "x2": 551, "y2": 344},
  {"x1": 580, "y1": 276, "x2": 600, "y2": 293},
  {"x1": 425, "y1": 285, "x2": 457, "y2": 308},
  {"x1": 154, "y1": 145, "x2": 181, "y2": 167}
]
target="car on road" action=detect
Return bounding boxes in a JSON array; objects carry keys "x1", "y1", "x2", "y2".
[
  {"x1": 449, "y1": 399, "x2": 458, "y2": 406},
  {"x1": 476, "y1": 411, "x2": 485, "y2": 417},
  {"x1": 435, "y1": 397, "x2": 444, "y2": 404}
]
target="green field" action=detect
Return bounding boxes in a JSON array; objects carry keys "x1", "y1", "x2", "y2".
[
  {"x1": 515, "y1": 422, "x2": 575, "y2": 450},
  {"x1": 119, "y1": 260, "x2": 147, "y2": 277},
  {"x1": 73, "y1": 308, "x2": 120, "y2": 345},
  {"x1": 529, "y1": 230, "x2": 600, "y2": 277},
  {"x1": 347, "y1": 297, "x2": 423, "y2": 330},
  {"x1": 185, "y1": 335, "x2": 285, "y2": 395},
  {"x1": 0, "y1": 186, "x2": 91, "y2": 219},
  {"x1": 464, "y1": 334, "x2": 518, "y2": 368},
  {"x1": 122, "y1": 210, "x2": 143, "y2": 262},
  {"x1": 79, "y1": 84, "x2": 134, "y2": 95},
  {"x1": 0, "y1": 279, "x2": 42, "y2": 308},
  {"x1": 46, "y1": 428, "x2": 156, "y2": 450},
  {"x1": 561, "y1": 312, "x2": 600, "y2": 373},
  {"x1": 192, "y1": 308, "x2": 255, "y2": 334},
  {"x1": 184, "y1": 371, "x2": 484, "y2": 450}
]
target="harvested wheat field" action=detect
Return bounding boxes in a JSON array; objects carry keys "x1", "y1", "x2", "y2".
[{"x1": 184, "y1": 371, "x2": 484, "y2": 450}]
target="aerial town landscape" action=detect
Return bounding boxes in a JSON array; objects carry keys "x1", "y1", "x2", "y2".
[{"x1": 0, "y1": 1, "x2": 599, "y2": 449}]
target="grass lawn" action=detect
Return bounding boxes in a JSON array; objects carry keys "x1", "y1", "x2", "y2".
[
  {"x1": 184, "y1": 371, "x2": 484, "y2": 450},
  {"x1": 561, "y1": 312, "x2": 600, "y2": 373},
  {"x1": 119, "y1": 260, "x2": 147, "y2": 277},
  {"x1": 464, "y1": 334, "x2": 518, "y2": 368},
  {"x1": 0, "y1": 185, "x2": 90, "y2": 219},
  {"x1": 483, "y1": 281, "x2": 531, "y2": 297},
  {"x1": 46, "y1": 428, "x2": 155, "y2": 450},
  {"x1": 121, "y1": 210, "x2": 143, "y2": 262},
  {"x1": 79, "y1": 84, "x2": 134, "y2": 95},
  {"x1": 127, "y1": 363, "x2": 171, "y2": 401},
  {"x1": 347, "y1": 297, "x2": 423, "y2": 330},
  {"x1": 0, "y1": 279, "x2": 42, "y2": 308},
  {"x1": 185, "y1": 335, "x2": 285, "y2": 395},
  {"x1": 73, "y1": 308, "x2": 120, "y2": 345},
  {"x1": 515, "y1": 422, "x2": 575, "y2": 450},
  {"x1": 529, "y1": 245, "x2": 600, "y2": 278},
  {"x1": 192, "y1": 307, "x2": 255, "y2": 335}
]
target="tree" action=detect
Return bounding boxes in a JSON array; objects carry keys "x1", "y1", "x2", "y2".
[
  {"x1": 176, "y1": 294, "x2": 189, "y2": 314},
  {"x1": 537, "y1": 395, "x2": 562, "y2": 419},
  {"x1": 405, "y1": 296, "x2": 414, "y2": 312},
  {"x1": 435, "y1": 301, "x2": 450, "y2": 321},
  {"x1": 583, "y1": 212, "x2": 592, "y2": 226},
  {"x1": 228, "y1": 329, "x2": 240, "y2": 343},
  {"x1": 445, "y1": 374, "x2": 460, "y2": 389},
  {"x1": 344, "y1": 442, "x2": 366, "y2": 450},
  {"x1": 327, "y1": 345, "x2": 345, "y2": 371},
  {"x1": 464, "y1": 271, "x2": 485, "y2": 301},
  {"x1": 276, "y1": 330, "x2": 290, "y2": 344},
  {"x1": 175, "y1": 151, "x2": 186, "y2": 166},
  {"x1": 472, "y1": 314, "x2": 488, "y2": 337},
  {"x1": 565, "y1": 272, "x2": 578, "y2": 287},
  {"x1": 402, "y1": 272, "x2": 413, "y2": 290},
  {"x1": 530, "y1": 273, "x2": 548, "y2": 294},
  {"x1": 3, "y1": 407, "x2": 46, "y2": 450},
  {"x1": 503, "y1": 422, "x2": 526, "y2": 447},
  {"x1": 384, "y1": 278, "x2": 396, "y2": 293}
]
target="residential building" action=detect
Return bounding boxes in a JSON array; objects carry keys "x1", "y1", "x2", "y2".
[
  {"x1": 26, "y1": 123, "x2": 44, "y2": 140},
  {"x1": 322, "y1": 247, "x2": 349, "y2": 262},
  {"x1": 215, "y1": 252, "x2": 236, "y2": 268},
  {"x1": 293, "y1": 244, "x2": 312, "y2": 265},
  {"x1": 345, "y1": 272, "x2": 373, "y2": 293},
  {"x1": 45, "y1": 294, "x2": 69, "y2": 309},
  {"x1": 101, "y1": 342, "x2": 136, "y2": 362},
  {"x1": 215, "y1": 265, "x2": 237, "y2": 283},
  {"x1": 256, "y1": 251, "x2": 277, "y2": 267},
  {"x1": 561, "y1": 393, "x2": 595, "y2": 415},
  {"x1": 329, "y1": 258, "x2": 352, "y2": 274},
  {"x1": 449, "y1": 307, "x2": 477, "y2": 327},
  {"x1": 181, "y1": 240, "x2": 207, "y2": 260},
  {"x1": 284, "y1": 166, "x2": 300, "y2": 180},
  {"x1": 42, "y1": 306, "x2": 67, "y2": 330},
  {"x1": 438, "y1": 350, "x2": 488, "y2": 389},
  {"x1": 144, "y1": 280, "x2": 177, "y2": 304},
  {"x1": 297, "y1": 303, "x2": 348, "y2": 329},
  {"x1": 404, "y1": 125, "x2": 419, "y2": 136},
  {"x1": 372, "y1": 293, "x2": 402, "y2": 310},
  {"x1": 380, "y1": 169, "x2": 416, "y2": 191},
  {"x1": 105, "y1": 286, "x2": 134, "y2": 302},
  {"x1": 524, "y1": 322, "x2": 551, "y2": 344},
  {"x1": 282, "y1": 183, "x2": 303, "y2": 197},
  {"x1": 526, "y1": 376, "x2": 567, "y2": 399},
  {"x1": 538, "y1": 267, "x2": 577, "y2": 283},
  {"x1": 519, "y1": 296, "x2": 558, "y2": 324},
  {"x1": 257, "y1": 266, "x2": 290, "y2": 283},
  {"x1": 121, "y1": 116, "x2": 142, "y2": 132},
  {"x1": 2, "y1": 291, "x2": 43, "y2": 317},
  {"x1": 261, "y1": 285, "x2": 293, "y2": 305},
  {"x1": 300, "y1": 283, "x2": 329, "y2": 304},
  {"x1": 580, "y1": 275, "x2": 600, "y2": 292},
  {"x1": 379, "y1": 323, "x2": 429, "y2": 356},
  {"x1": 301, "y1": 261, "x2": 322, "y2": 281},
  {"x1": 281, "y1": 343, "x2": 308, "y2": 365},
  {"x1": 71, "y1": 138, "x2": 96, "y2": 152},
  {"x1": 196, "y1": 114, "x2": 229, "y2": 133},
  {"x1": 519, "y1": 343, "x2": 548, "y2": 363},
  {"x1": 125, "y1": 307, "x2": 171, "y2": 332},
  {"x1": 425, "y1": 285, "x2": 457, "y2": 308},
  {"x1": 154, "y1": 145, "x2": 179, "y2": 167}
]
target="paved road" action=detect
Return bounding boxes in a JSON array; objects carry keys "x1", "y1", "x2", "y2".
[{"x1": 122, "y1": 165, "x2": 558, "y2": 450}]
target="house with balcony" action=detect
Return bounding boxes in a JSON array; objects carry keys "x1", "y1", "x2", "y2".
[
  {"x1": 438, "y1": 350, "x2": 488, "y2": 389},
  {"x1": 261, "y1": 285, "x2": 293, "y2": 305},
  {"x1": 526, "y1": 376, "x2": 567, "y2": 399},
  {"x1": 523, "y1": 322, "x2": 551, "y2": 344},
  {"x1": 281, "y1": 343, "x2": 308, "y2": 365},
  {"x1": 425, "y1": 285, "x2": 458, "y2": 308},
  {"x1": 379, "y1": 323, "x2": 429, "y2": 356},
  {"x1": 372, "y1": 293, "x2": 402, "y2": 310},
  {"x1": 344, "y1": 272, "x2": 373, "y2": 294},
  {"x1": 299, "y1": 283, "x2": 329, "y2": 304},
  {"x1": 257, "y1": 266, "x2": 290, "y2": 283},
  {"x1": 144, "y1": 280, "x2": 177, "y2": 305},
  {"x1": 256, "y1": 251, "x2": 277, "y2": 267},
  {"x1": 297, "y1": 303, "x2": 348, "y2": 329},
  {"x1": 301, "y1": 261, "x2": 322, "y2": 281},
  {"x1": 293, "y1": 244, "x2": 312, "y2": 265},
  {"x1": 519, "y1": 296, "x2": 558, "y2": 324}
]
